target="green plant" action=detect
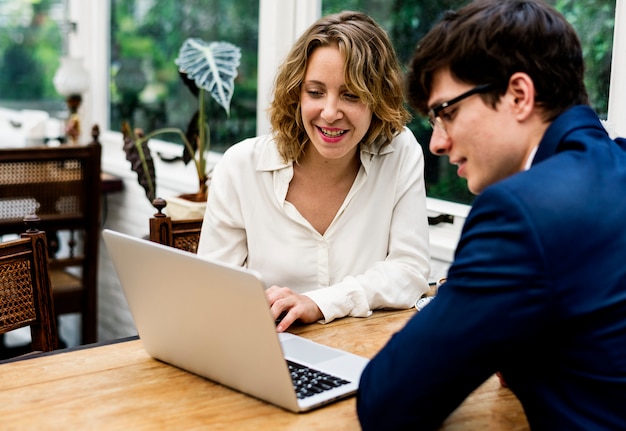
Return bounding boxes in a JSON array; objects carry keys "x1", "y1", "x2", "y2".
[{"x1": 122, "y1": 37, "x2": 241, "y2": 203}]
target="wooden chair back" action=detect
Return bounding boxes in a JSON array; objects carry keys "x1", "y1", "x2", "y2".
[
  {"x1": 149, "y1": 198, "x2": 203, "y2": 254},
  {"x1": 0, "y1": 125, "x2": 102, "y2": 344},
  {"x1": 0, "y1": 216, "x2": 59, "y2": 357}
]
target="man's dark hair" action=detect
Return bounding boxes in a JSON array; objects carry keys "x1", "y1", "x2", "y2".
[{"x1": 407, "y1": 0, "x2": 589, "y2": 121}]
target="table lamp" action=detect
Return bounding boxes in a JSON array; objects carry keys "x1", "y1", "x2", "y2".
[{"x1": 53, "y1": 56, "x2": 89, "y2": 144}]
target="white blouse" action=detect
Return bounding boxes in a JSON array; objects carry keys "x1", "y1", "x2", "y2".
[{"x1": 197, "y1": 127, "x2": 431, "y2": 323}]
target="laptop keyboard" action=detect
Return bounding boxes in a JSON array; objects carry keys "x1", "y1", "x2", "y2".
[{"x1": 287, "y1": 360, "x2": 350, "y2": 399}]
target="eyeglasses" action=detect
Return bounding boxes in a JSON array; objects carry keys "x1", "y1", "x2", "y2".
[{"x1": 427, "y1": 84, "x2": 493, "y2": 137}]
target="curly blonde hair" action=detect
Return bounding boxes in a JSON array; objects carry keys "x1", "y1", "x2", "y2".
[{"x1": 269, "y1": 11, "x2": 410, "y2": 163}]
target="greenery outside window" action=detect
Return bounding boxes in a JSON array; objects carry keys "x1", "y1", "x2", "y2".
[
  {"x1": 0, "y1": 0, "x2": 616, "y2": 206},
  {"x1": 323, "y1": 0, "x2": 615, "y2": 205},
  {"x1": 0, "y1": 0, "x2": 64, "y2": 114},
  {"x1": 110, "y1": 0, "x2": 259, "y2": 154}
]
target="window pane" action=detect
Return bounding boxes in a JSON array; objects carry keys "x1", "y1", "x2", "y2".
[
  {"x1": 0, "y1": 0, "x2": 64, "y2": 113},
  {"x1": 323, "y1": 0, "x2": 615, "y2": 204},
  {"x1": 110, "y1": 0, "x2": 259, "y2": 153}
]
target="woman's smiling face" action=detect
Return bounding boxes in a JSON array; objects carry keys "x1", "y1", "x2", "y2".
[{"x1": 300, "y1": 44, "x2": 373, "y2": 162}]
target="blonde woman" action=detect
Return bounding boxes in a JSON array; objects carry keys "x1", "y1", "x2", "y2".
[{"x1": 198, "y1": 11, "x2": 430, "y2": 331}]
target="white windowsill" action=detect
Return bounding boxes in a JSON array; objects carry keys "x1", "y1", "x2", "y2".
[{"x1": 426, "y1": 197, "x2": 469, "y2": 264}]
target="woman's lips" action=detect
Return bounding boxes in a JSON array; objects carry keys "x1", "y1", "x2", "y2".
[{"x1": 318, "y1": 126, "x2": 347, "y2": 142}]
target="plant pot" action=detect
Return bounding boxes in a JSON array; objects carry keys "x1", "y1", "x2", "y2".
[{"x1": 165, "y1": 194, "x2": 207, "y2": 220}]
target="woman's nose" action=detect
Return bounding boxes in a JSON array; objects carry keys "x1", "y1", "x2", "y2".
[{"x1": 321, "y1": 97, "x2": 343, "y2": 122}]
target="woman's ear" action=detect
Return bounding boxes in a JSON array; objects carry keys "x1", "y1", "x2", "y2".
[{"x1": 507, "y1": 72, "x2": 536, "y2": 121}]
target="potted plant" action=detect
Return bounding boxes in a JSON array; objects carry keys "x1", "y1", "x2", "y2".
[{"x1": 122, "y1": 37, "x2": 241, "y2": 218}]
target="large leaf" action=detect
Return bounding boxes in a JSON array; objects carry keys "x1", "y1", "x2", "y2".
[
  {"x1": 122, "y1": 122, "x2": 157, "y2": 202},
  {"x1": 175, "y1": 39, "x2": 241, "y2": 115}
]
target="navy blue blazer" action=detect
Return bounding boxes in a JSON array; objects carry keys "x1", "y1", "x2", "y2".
[{"x1": 357, "y1": 106, "x2": 626, "y2": 430}]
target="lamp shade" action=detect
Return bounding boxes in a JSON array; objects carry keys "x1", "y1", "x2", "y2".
[{"x1": 53, "y1": 56, "x2": 90, "y2": 97}]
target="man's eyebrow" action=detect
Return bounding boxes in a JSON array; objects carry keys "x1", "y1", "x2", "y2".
[{"x1": 427, "y1": 99, "x2": 444, "y2": 111}]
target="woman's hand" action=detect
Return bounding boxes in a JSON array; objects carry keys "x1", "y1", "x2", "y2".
[{"x1": 265, "y1": 285, "x2": 323, "y2": 332}]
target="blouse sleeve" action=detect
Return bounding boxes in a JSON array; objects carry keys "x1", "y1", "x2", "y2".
[{"x1": 197, "y1": 146, "x2": 248, "y2": 267}]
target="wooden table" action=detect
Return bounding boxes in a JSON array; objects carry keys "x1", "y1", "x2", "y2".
[
  {"x1": 100, "y1": 172, "x2": 124, "y2": 194},
  {"x1": 0, "y1": 309, "x2": 528, "y2": 430}
]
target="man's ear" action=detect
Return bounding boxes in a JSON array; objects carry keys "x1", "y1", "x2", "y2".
[{"x1": 507, "y1": 72, "x2": 536, "y2": 121}]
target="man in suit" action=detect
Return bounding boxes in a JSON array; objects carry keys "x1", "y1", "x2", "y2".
[{"x1": 357, "y1": 1, "x2": 626, "y2": 429}]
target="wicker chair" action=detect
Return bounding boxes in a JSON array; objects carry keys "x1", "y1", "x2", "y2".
[
  {"x1": 0, "y1": 126, "x2": 102, "y2": 344},
  {"x1": 0, "y1": 216, "x2": 59, "y2": 359},
  {"x1": 149, "y1": 198, "x2": 203, "y2": 253}
]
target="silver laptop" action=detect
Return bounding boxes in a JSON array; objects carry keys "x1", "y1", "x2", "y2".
[{"x1": 102, "y1": 229, "x2": 369, "y2": 412}]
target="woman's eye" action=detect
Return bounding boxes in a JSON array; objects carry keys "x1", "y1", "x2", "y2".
[
  {"x1": 343, "y1": 93, "x2": 360, "y2": 102},
  {"x1": 307, "y1": 90, "x2": 323, "y2": 97}
]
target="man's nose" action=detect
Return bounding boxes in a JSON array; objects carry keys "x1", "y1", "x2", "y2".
[{"x1": 429, "y1": 127, "x2": 450, "y2": 155}]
